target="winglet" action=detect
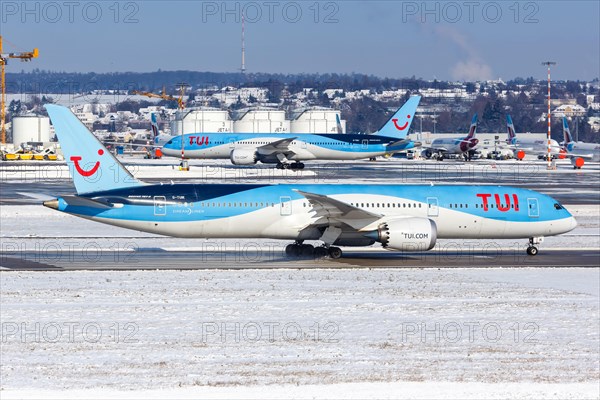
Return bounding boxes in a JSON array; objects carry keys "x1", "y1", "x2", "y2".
[
  {"x1": 45, "y1": 104, "x2": 145, "y2": 194},
  {"x1": 374, "y1": 96, "x2": 421, "y2": 139}
]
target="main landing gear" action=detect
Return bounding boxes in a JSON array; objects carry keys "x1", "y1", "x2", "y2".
[
  {"x1": 526, "y1": 237, "x2": 544, "y2": 256},
  {"x1": 276, "y1": 162, "x2": 305, "y2": 170},
  {"x1": 285, "y1": 242, "x2": 343, "y2": 259}
]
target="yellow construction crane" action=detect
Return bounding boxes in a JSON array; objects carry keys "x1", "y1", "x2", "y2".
[
  {"x1": 0, "y1": 35, "x2": 39, "y2": 144},
  {"x1": 132, "y1": 85, "x2": 186, "y2": 110}
]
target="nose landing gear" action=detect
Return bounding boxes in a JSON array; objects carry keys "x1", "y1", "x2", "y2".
[{"x1": 526, "y1": 237, "x2": 544, "y2": 256}]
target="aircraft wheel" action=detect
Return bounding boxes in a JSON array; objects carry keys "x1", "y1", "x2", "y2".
[
  {"x1": 526, "y1": 246, "x2": 538, "y2": 256},
  {"x1": 276, "y1": 163, "x2": 284, "y2": 170},
  {"x1": 285, "y1": 244, "x2": 297, "y2": 256},
  {"x1": 314, "y1": 247, "x2": 328, "y2": 258},
  {"x1": 298, "y1": 163, "x2": 305, "y2": 170},
  {"x1": 328, "y1": 247, "x2": 342, "y2": 259},
  {"x1": 300, "y1": 244, "x2": 315, "y2": 257}
]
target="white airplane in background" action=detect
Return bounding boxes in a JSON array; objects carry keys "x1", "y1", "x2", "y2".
[
  {"x1": 421, "y1": 114, "x2": 479, "y2": 161},
  {"x1": 561, "y1": 117, "x2": 600, "y2": 169},
  {"x1": 506, "y1": 115, "x2": 561, "y2": 160}
]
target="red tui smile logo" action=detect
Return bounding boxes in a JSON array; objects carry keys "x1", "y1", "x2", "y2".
[
  {"x1": 70, "y1": 149, "x2": 103, "y2": 177},
  {"x1": 392, "y1": 114, "x2": 411, "y2": 131}
]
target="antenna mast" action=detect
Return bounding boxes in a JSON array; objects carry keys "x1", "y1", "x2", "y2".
[{"x1": 241, "y1": 13, "x2": 246, "y2": 74}]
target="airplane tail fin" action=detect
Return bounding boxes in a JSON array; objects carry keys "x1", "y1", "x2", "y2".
[
  {"x1": 506, "y1": 115, "x2": 517, "y2": 144},
  {"x1": 150, "y1": 113, "x2": 160, "y2": 138},
  {"x1": 374, "y1": 95, "x2": 421, "y2": 139},
  {"x1": 563, "y1": 117, "x2": 574, "y2": 145},
  {"x1": 45, "y1": 104, "x2": 145, "y2": 195},
  {"x1": 465, "y1": 113, "x2": 478, "y2": 139},
  {"x1": 336, "y1": 113, "x2": 343, "y2": 134}
]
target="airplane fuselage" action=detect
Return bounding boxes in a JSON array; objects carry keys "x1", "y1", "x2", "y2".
[
  {"x1": 509, "y1": 138, "x2": 561, "y2": 156},
  {"x1": 48, "y1": 184, "x2": 576, "y2": 246},
  {"x1": 564, "y1": 142, "x2": 600, "y2": 161}
]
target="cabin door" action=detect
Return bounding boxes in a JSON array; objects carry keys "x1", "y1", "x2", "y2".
[
  {"x1": 527, "y1": 198, "x2": 540, "y2": 218},
  {"x1": 154, "y1": 196, "x2": 167, "y2": 216},
  {"x1": 427, "y1": 197, "x2": 439, "y2": 217},
  {"x1": 280, "y1": 196, "x2": 292, "y2": 216}
]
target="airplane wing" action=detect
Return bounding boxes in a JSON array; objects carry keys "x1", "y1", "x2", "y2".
[
  {"x1": 256, "y1": 137, "x2": 298, "y2": 156},
  {"x1": 294, "y1": 190, "x2": 381, "y2": 230},
  {"x1": 386, "y1": 138, "x2": 413, "y2": 148},
  {"x1": 430, "y1": 146, "x2": 448, "y2": 152},
  {"x1": 103, "y1": 141, "x2": 163, "y2": 149},
  {"x1": 565, "y1": 152, "x2": 595, "y2": 160}
]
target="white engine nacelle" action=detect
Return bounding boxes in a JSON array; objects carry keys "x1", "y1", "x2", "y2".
[
  {"x1": 230, "y1": 149, "x2": 258, "y2": 165},
  {"x1": 373, "y1": 217, "x2": 437, "y2": 251}
]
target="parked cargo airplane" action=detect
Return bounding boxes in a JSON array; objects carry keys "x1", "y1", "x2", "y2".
[
  {"x1": 43, "y1": 104, "x2": 577, "y2": 258},
  {"x1": 421, "y1": 114, "x2": 479, "y2": 161},
  {"x1": 561, "y1": 117, "x2": 600, "y2": 169},
  {"x1": 506, "y1": 115, "x2": 561, "y2": 160},
  {"x1": 160, "y1": 96, "x2": 421, "y2": 169}
]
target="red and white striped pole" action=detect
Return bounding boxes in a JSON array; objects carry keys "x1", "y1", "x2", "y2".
[{"x1": 542, "y1": 61, "x2": 556, "y2": 169}]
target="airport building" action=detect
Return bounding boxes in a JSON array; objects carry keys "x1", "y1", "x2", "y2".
[
  {"x1": 169, "y1": 109, "x2": 234, "y2": 135},
  {"x1": 11, "y1": 115, "x2": 51, "y2": 146},
  {"x1": 168, "y1": 107, "x2": 345, "y2": 134},
  {"x1": 290, "y1": 108, "x2": 345, "y2": 134},
  {"x1": 232, "y1": 109, "x2": 290, "y2": 134}
]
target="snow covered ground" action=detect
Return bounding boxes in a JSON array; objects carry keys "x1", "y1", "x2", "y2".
[{"x1": 1, "y1": 268, "x2": 599, "y2": 399}]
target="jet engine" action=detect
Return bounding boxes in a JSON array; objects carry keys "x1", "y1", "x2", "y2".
[
  {"x1": 230, "y1": 149, "x2": 258, "y2": 165},
  {"x1": 368, "y1": 217, "x2": 437, "y2": 251}
]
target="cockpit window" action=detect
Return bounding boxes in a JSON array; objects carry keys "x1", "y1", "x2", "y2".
[
  {"x1": 166, "y1": 139, "x2": 173, "y2": 145},
  {"x1": 554, "y1": 203, "x2": 564, "y2": 210}
]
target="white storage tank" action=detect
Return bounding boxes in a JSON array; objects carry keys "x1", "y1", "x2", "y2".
[
  {"x1": 290, "y1": 108, "x2": 345, "y2": 134},
  {"x1": 12, "y1": 115, "x2": 51, "y2": 145},
  {"x1": 233, "y1": 109, "x2": 290, "y2": 133},
  {"x1": 170, "y1": 109, "x2": 233, "y2": 135}
]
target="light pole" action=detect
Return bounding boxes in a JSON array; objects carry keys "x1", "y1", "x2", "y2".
[{"x1": 541, "y1": 61, "x2": 556, "y2": 169}]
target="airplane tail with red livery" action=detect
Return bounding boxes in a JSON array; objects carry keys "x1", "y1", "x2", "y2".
[
  {"x1": 374, "y1": 95, "x2": 421, "y2": 139},
  {"x1": 465, "y1": 113, "x2": 478, "y2": 140},
  {"x1": 45, "y1": 104, "x2": 145, "y2": 194}
]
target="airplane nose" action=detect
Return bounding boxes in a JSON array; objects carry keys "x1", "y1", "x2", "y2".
[{"x1": 569, "y1": 216, "x2": 578, "y2": 231}]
